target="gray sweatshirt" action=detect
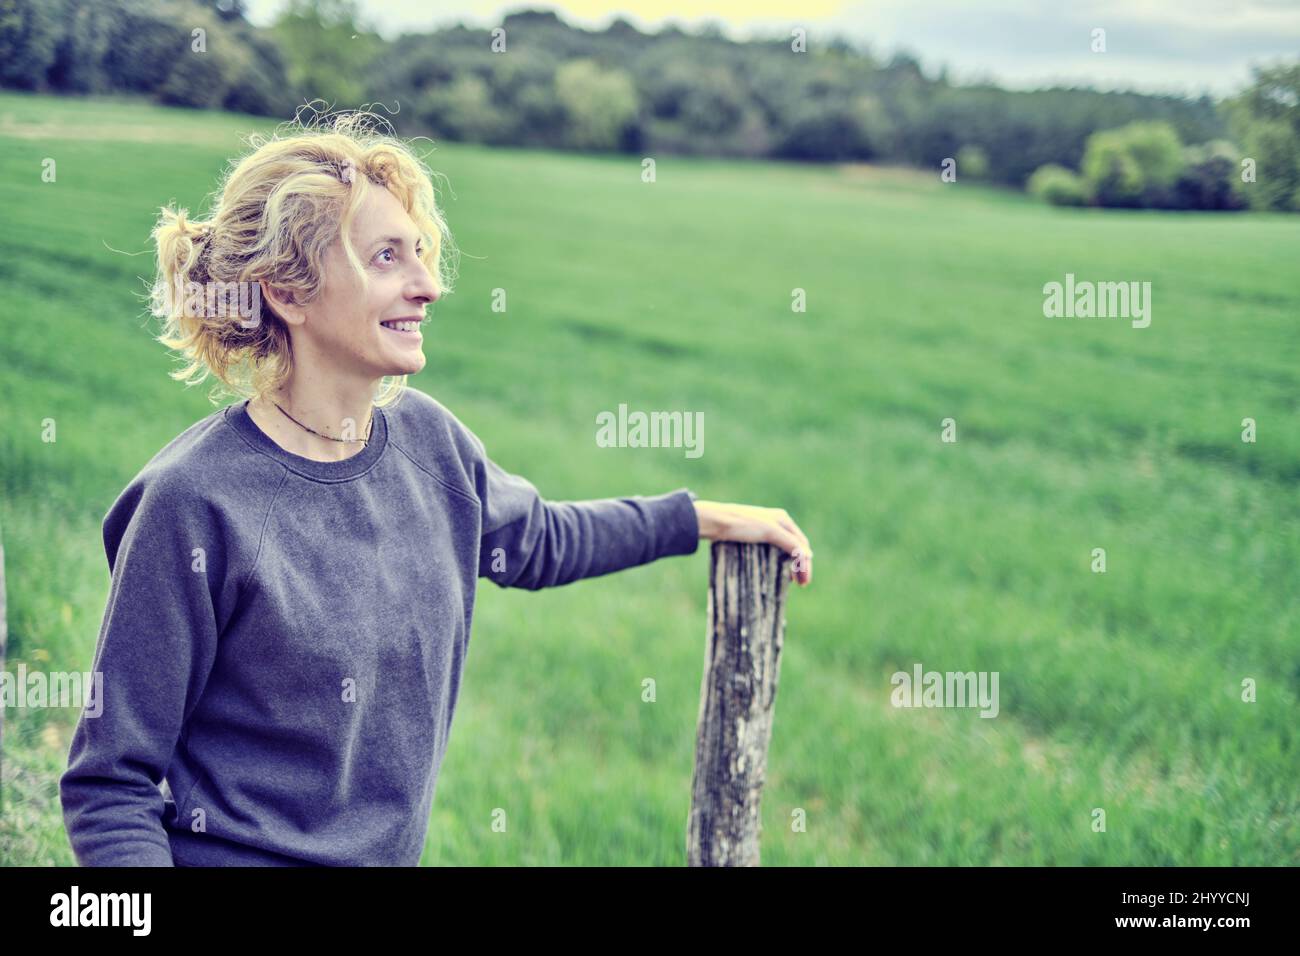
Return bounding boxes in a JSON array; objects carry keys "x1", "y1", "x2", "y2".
[{"x1": 60, "y1": 386, "x2": 700, "y2": 866}]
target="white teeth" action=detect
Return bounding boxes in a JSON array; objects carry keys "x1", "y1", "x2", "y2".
[{"x1": 382, "y1": 320, "x2": 420, "y2": 332}]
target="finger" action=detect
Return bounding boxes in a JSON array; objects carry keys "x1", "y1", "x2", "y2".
[
  {"x1": 773, "y1": 510, "x2": 809, "y2": 545},
  {"x1": 765, "y1": 528, "x2": 812, "y2": 585},
  {"x1": 791, "y1": 547, "x2": 812, "y2": 586},
  {"x1": 765, "y1": 524, "x2": 803, "y2": 558},
  {"x1": 775, "y1": 516, "x2": 813, "y2": 582},
  {"x1": 777, "y1": 516, "x2": 812, "y2": 557}
]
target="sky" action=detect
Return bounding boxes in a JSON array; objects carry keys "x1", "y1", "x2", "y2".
[{"x1": 240, "y1": 0, "x2": 1300, "y2": 97}]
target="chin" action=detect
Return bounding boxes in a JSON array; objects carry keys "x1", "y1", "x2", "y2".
[{"x1": 395, "y1": 354, "x2": 426, "y2": 375}]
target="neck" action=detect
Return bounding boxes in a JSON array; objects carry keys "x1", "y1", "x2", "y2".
[{"x1": 250, "y1": 376, "x2": 378, "y2": 463}]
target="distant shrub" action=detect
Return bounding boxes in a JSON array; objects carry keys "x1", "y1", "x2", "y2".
[
  {"x1": 555, "y1": 59, "x2": 638, "y2": 151},
  {"x1": 157, "y1": 46, "x2": 227, "y2": 109},
  {"x1": 1173, "y1": 140, "x2": 1248, "y2": 211},
  {"x1": 956, "y1": 145, "x2": 989, "y2": 180},
  {"x1": 1241, "y1": 120, "x2": 1300, "y2": 212},
  {"x1": 1081, "y1": 121, "x2": 1184, "y2": 207},
  {"x1": 1027, "y1": 164, "x2": 1089, "y2": 206}
]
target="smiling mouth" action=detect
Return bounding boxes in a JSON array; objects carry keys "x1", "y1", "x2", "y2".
[{"x1": 380, "y1": 319, "x2": 423, "y2": 336}]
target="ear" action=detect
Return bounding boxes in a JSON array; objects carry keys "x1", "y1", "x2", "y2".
[{"x1": 259, "y1": 278, "x2": 305, "y2": 327}]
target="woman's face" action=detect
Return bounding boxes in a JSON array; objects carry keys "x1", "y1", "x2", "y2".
[{"x1": 267, "y1": 181, "x2": 442, "y2": 383}]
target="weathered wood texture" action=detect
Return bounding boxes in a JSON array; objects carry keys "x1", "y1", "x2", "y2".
[{"x1": 687, "y1": 541, "x2": 791, "y2": 866}]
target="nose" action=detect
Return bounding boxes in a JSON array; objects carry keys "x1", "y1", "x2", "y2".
[{"x1": 406, "y1": 256, "x2": 441, "y2": 306}]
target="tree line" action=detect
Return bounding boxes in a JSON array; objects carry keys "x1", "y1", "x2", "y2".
[{"x1": 1, "y1": 0, "x2": 1295, "y2": 211}]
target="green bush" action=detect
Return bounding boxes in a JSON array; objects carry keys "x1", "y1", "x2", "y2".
[
  {"x1": 555, "y1": 59, "x2": 638, "y2": 152},
  {"x1": 1081, "y1": 121, "x2": 1185, "y2": 207},
  {"x1": 417, "y1": 74, "x2": 508, "y2": 144},
  {"x1": 956, "y1": 144, "x2": 990, "y2": 180},
  {"x1": 157, "y1": 48, "x2": 228, "y2": 109},
  {"x1": 1027, "y1": 164, "x2": 1089, "y2": 206},
  {"x1": 1174, "y1": 140, "x2": 1247, "y2": 211},
  {"x1": 1241, "y1": 120, "x2": 1300, "y2": 212}
]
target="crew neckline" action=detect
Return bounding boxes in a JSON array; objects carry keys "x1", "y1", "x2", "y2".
[{"x1": 225, "y1": 398, "x2": 388, "y2": 481}]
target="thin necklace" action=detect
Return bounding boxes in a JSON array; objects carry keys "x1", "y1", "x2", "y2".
[{"x1": 272, "y1": 400, "x2": 374, "y2": 446}]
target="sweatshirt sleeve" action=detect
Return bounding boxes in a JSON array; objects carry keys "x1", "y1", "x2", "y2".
[
  {"x1": 468, "y1": 431, "x2": 700, "y2": 591},
  {"x1": 60, "y1": 469, "x2": 225, "y2": 867}
]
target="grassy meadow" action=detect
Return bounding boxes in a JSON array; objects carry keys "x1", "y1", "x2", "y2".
[{"x1": 1, "y1": 91, "x2": 1297, "y2": 865}]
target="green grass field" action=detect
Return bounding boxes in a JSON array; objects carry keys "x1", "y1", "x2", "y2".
[{"x1": 1, "y1": 91, "x2": 1297, "y2": 866}]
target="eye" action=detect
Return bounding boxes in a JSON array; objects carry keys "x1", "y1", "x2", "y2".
[{"x1": 375, "y1": 247, "x2": 396, "y2": 265}]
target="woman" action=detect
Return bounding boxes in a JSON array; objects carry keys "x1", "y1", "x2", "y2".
[{"x1": 59, "y1": 111, "x2": 813, "y2": 867}]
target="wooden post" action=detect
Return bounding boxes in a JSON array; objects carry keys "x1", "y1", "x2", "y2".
[{"x1": 687, "y1": 541, "x2": 791, "y2": 866}]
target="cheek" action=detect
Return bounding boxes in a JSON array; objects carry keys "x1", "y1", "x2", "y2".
[
  {"x1": 314, "y1": 276, "x2": 371, "y2": 339},
  {"x1": 331, "y1": 284, "x2": 381, "y2": 340},
  {"x1": 365, "y1": 279, "x2": 401, "y2": 322}
]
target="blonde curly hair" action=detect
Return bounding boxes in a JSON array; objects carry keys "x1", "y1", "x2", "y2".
[{"x1": 148, "y1": 105, "x2": 458, "y2": 408}]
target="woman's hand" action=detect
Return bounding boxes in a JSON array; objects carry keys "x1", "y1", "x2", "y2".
[{"x1": 692, "y1": 500, "x2": 814, "y2": 587}]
